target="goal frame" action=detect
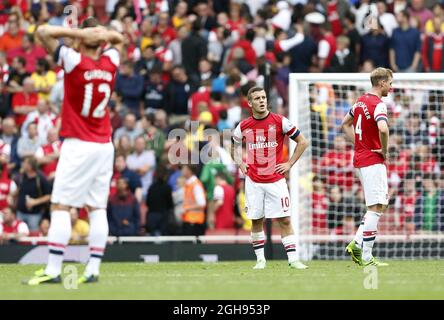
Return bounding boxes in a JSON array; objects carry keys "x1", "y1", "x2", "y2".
[{"x1": 288, "y1": 73, "x2": 444, "y2": 261}]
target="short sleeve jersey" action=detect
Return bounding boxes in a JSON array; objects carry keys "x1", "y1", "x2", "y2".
[
  {"x1": 233, "y1": 112, "x2": 300, "y2": 183},
  {"x1": 350, "y1": 93, "x2": 388, "y2": 168},
  {"x1": 55, "y1": 45, "x2": 120, "y2": 143}
]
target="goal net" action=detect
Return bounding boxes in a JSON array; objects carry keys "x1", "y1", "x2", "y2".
[{"x1": 289, "y1": 73, "x2": 444, "y2": 260}]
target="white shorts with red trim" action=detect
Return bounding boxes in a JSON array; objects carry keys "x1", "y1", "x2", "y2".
[
  {"x1": 357, "y1": 163, "x2": 389, "y2": 207},
  {"x1": 51, "y1": 138, "x2": 114, "y2": 209},
  {"x1": 244, "y1": 177, "x2": 291, "y2": 220}
]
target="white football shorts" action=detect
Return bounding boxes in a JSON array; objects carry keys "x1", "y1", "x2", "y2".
[
  {"x1": 357, "y1": 163, "x2": 389, "y2": 207},
  {"x1": 244, "y1": 177, "x2": 291, "y2": 220},
  {"x1": 51, "y1": 138, "x2": 114, "y2": 209}
]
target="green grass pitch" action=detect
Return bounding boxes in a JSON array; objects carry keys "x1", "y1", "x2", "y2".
[{"x1": 0, "y1": 260, "x2": 443, "y2": 299}]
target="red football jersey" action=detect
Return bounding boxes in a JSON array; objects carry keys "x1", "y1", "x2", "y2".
[
  {"x1": 233, "y1": 112, "x2": 300, "y2": 183},
  {"x1": 350, "y1": 93, "x2": 388, "y2": 168},
  {"x1": 55, "y1": 45, "x2": 120, "y2": 143}
]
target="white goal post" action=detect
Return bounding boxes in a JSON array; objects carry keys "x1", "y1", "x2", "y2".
[{"x1": 289, "y1": 73, "x2": 444, "y2": 261}]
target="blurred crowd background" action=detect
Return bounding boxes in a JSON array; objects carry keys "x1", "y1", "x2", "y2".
[{"x1": 0, "y1": 0, "x2": 443, "y2": 245}]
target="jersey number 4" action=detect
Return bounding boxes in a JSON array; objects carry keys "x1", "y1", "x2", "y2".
[
  {"x1": 355, "y1": 114, "x2": 363, "y2": 141},
  {"x1": 81, "y1": 83, "x2": 111, "y2": 118}
]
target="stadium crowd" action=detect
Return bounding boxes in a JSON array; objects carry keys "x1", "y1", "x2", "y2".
[{"x1": 0, "y1": 0, "x2": 443, "y2": 244}]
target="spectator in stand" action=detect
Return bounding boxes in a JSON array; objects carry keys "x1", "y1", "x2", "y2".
[
  {"x1": 11, "y1": 77, "x2": 38, "y2": 127},
  {"x1": 320, "y1": 135, "x2": 354, "y2": 190},
  {"x1": 6, "y1": 33, "x2": 46, "y2": 74},
  {"x1": 327, "y1": 36, "x2": 357, "y2": 73},
  {"x1": 181, "y1": 17, "x2": 207, "y2": 80},
  {"x1": 398, "y1": 173, "x2": 419, "y2": 234},
  {"x1": 31, "y1": 58, "x2": 56, "y2": 101},
  {"x1": 274, "y1": 24, "x2": 311, "y2": 73},
  {"x1": 324, "y1": 0, "x2": 351, "y2": 36},
  {"x1": 6, "y1": 56, "x2": 30, "y2": 94},
  {"x1": 376, "y1": 0, "x2": 399, "y2": 37},
  {"x1": 172, "y1": 1, "x2": 188, "y2": 29},
  {"x1": 113, "y1": 113, "x2": 143, "y2": 145},
  {"x1": 312, "y1": 175, "x2": 328, "y2": 234},
  {"x1": 108, "y1": 177, "x2": 140, "y2": 236},
  {"x1": 425, "y1": 3, "x2": 444, "y2": 34},
  {"x1": 16, "y1": 156, "x2": 51, "y2": 231},
  {"x1": 114, "y1": 134, "x2": 133, "y2": 158},
  {"x1": 360, "y1": 20, "x2": 390, "y2": 68},
  {"x1": 69, "y1": 208, "x2": 89, "y2": 245},
  {"x1": 115, "y1": 61, "x2": 144, "y2": 117},
  {"x1": 408, "y1": 0, "x2": 433, "y2": 32},
  {"x1": 414, "y1": 173, "x2": 444, "y2": 232},
  {"x1": 163, "y1": 65, "x2": 194, "y2": 124},
  {"x1": 127, "y1": 136, "x2": 156, "y2": 200},
  {"x1": 154, "y1": 109, "x2": 170, "y2": 135},
  {"x1": 17, "y1": 123, "x2": 41, "y2": 160},
  {"x1": 0, "y1": 164, "x2": 17, "y2": 212},
  {"x1": 34, "y1": 128, "x2": 61, "y2": 182},
  {"x1": 415, "y1": 143, "x2": 440, "y2": 175},
  {"x1": 317, "y1": 22, "x2": 337, "y2": 72},
  {"x1": 111, "y1": 153, "x2": 141, "y2": 199},
  {"x1": 209, "y1": 172, "x2": 235, "y2": 230},
  {"x1": 140, "y1": 113, "x2": 165, "y2": 161},
  {"x1": 0, "y1": 52, "x2": 9, "y2": 85},
  {"x1": 181, "y1": 164, "x2": 206, "y2": 236},
  {"x1": 49, "y1": 70, "x2": 64, "y2": 113},
  {"x1": 172, "y1": 175, "x2": 185, "y2": 229},
  {"x1": 338, "y1": 13, "x2": 358, "y2": 57},
  {"x1": 135, "y1": 45, "x2": 163, "y2": 80},
  {"x1": 0, "y1": 13, "x2": 24, "y2": 52},
  {"x1": 271, "y1": 1, "x2": 292, "y2": 32},
  {"x1": 396, "y1": 112, "x2": 426, "y2": 150},
  {"x1": 28, "y1": 217, "x2": 49, "y2": 238},
  {"x1": 327, "y1": 185, "x2": 346, "y2": 235},
  {"x1": 422, "y1": 16, "x2": 444, "y2": 72},
  {"x1": 194, "y1": 1, "x2": 217, "y2": 32},
  {"x1": 47, "y1": 3, "x2": 66, "y2": 27},
  {"x1": 0, "y1": 207, "x2": 29, "y2": 244},
  {"x1": 192, "y1": 58, "x2": 216, "y2": 89},
  {"x1": 21, "y1": 99, "x2": 58, "y2": 145},
  {"x1": 1, "y1": 117, "x2": 19, "y2": 172},
  {"x1": 169, "y1": 25, "x2": 189, "y2": 66},
  {"x1": 151, "y1": 31, "x2": 173, "y2": 76},
  {"x1": 354, "y1": 0, "x2": 378, "y2": 36},
  {"x1": 146, "y1": 167, "x2": 173, "y2": 236},
  {"x1": 152, "y1": 12, "x2": 176, "y2": 46},
  {"x1": 142, "y1": 68, "x2": 164, "y2": 115},
  {"x1": 389, "y1": 10, "x2": 422, "y2": 72}
]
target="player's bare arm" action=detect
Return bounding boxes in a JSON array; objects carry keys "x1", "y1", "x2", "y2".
[
  {"x1": 341, "y1": 113, "x2": 355, "y2": 145},
  {"x1": 371, "y1": 119, "x2": 389, "y2": 160},
  {"x1": 275, "y1": 132, "x2": 308, "y2": 174},
  {"x1": 35, "y1": 25, "x2": 124, "y2": 54},
  {"x1": 35, "y1": 25, "x2": 82, "y2": 54}
]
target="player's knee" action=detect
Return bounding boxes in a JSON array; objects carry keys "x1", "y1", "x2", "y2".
[
  {"x1": 278, "y1": 217, "x2": 291, "y2": 228},
  {"x1": 251, "y1": 218, "x2": 264, "y2": 230}
]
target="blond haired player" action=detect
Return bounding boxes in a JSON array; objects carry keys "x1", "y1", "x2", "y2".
[{"x1": 342, "y1": 68, "x2": 393, "y2": 267}]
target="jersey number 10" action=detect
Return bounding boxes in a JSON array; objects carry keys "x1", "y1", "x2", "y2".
[{"x1": 81, "y1": 83, "x2": 111, "y2": 118}]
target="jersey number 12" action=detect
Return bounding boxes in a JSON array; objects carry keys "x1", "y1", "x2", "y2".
[{"x1": 81, "y1": 83, "x2": 111, "y2": 118}]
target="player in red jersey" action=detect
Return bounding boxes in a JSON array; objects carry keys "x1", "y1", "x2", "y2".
[
  {"x1": 342, "y1": 67, "x2": 393, "y2": 267},
  {"x1": 26, "y1": 18, "x2": 124, "y2": 285},
  {"x1": 232, "y1": 87, "x2": 309, "y2": 269}
]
